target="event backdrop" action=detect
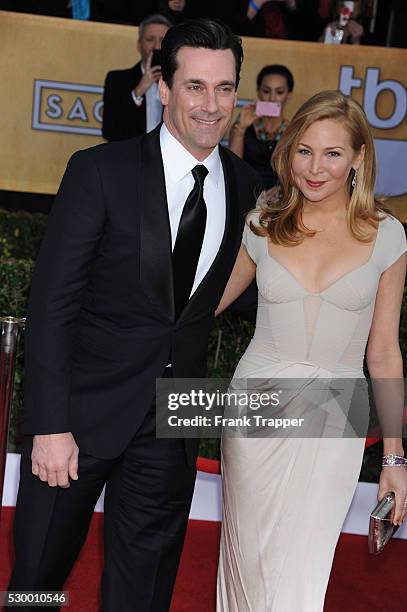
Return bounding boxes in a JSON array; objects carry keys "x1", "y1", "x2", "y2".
[{"x1": 1, "y1": 11, "x2": 406, "y2": 218}]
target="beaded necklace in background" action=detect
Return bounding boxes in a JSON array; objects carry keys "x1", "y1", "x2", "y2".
[{"x1": 256, "y1": 118, "x2": 286, "y2": 143}]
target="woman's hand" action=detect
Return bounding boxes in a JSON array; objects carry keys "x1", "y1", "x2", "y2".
[
  {"x1": 229, "y1": 104, "x2": 258, "y2": 157},
  {"x1": 378, "y1": 467, "x2": 407, "y2": 526},
  {"x1": 238, "y1": 104, "x2": 258, "y2": 129}
]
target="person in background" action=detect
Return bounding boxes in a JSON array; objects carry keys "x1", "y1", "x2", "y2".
[
  {"x1": 102, "y1": 14, "x2": 171, "y2": 141},
  {"x1": 158, "y1": 0, "x2": 189, "y2": 24},
  {"x1": 321, "y1": 0, "x2": 364, "y2": 44},
  {"x1": 244, "y1": 0, "x2": 297, "y2": 38},
  {"x1": 229, "y1": 64, "x2": 294, "y2": 189}
]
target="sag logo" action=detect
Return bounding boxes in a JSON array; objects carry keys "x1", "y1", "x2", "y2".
[{"x1": 32, "y1": 79, "x2": 103, "y2": 136}]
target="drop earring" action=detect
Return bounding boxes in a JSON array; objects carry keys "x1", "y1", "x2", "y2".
[{"x1": 351, "y1": 169, "x2": 357, "y2": 188}]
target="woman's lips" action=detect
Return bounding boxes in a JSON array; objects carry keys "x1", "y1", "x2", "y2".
[{"x1": 306, "y1": 179, "x2": 326, "y2": 189}]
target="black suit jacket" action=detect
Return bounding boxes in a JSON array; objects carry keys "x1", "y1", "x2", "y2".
[
  {"x1": 22, "y1": 126, "x2": 261, "y2": 459},
  {"x1": 102, "y1": 62, "x2": 147, "y2": 142}
]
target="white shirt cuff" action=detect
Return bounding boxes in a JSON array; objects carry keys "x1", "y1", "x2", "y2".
[{"x1": 131, "y1": 90, "x2": 143, "y2": 107}]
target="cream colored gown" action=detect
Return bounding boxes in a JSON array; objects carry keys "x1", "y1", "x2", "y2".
[{"x1": 216, "y1": 213, "x2": 407, "y2": 612}]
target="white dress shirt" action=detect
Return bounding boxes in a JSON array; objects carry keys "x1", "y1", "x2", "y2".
[
  {"x1": 131, "y1": 64, "x2": 162, "y2": 133},
  {"x1": 160, "y1": 123, "x2": 226, "y2": 296}
]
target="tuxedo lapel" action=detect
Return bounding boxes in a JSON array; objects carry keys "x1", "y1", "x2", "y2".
[
  {"x1": 219, "y1": 146, "x2": 239, "y2": 241},
  {"x1": 177, "y1": 146, "x2": 239, "y2": 320},
  {"x1": 139, "y1": 127, "x2": 175, "y2": 321}
]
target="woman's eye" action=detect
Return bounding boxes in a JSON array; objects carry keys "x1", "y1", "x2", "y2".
[
  {"x1": 298, "y1": 148, "x2": 310, "y2": 155},
  {"x1": 327, "y1": 151, "x2": 340, "y2": 157}
]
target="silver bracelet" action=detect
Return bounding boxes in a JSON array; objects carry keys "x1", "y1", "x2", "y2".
[{"x1": 382, "y1": 454, "x2": 407, "y2": 468}]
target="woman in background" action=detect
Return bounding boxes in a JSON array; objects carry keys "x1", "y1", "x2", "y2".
[
  {"x1": 229, "y1": 64, "x2": 294, "y2": 189},
  {"x1": 158, "y1": 0, "x2": 188, "y2": 25},
  {"x1": 217, "y1": 90, "x2": 407, "y2": 611}
]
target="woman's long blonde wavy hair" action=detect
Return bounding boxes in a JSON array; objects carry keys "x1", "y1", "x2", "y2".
[{"x1": 250, "y1": 90, "x2": 387, "y2": 245}]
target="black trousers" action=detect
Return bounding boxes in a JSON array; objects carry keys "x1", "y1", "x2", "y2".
[{"x1": 8, "y1": 399, "x2": 197, "y2": 611}]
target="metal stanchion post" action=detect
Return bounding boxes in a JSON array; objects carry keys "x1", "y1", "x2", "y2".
[{"x1": 0, "y1": 316, "x2": 25, "y2": 521}]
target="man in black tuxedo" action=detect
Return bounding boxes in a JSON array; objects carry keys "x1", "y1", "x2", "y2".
[
  {"x1": 102, "y1": 14, "x2": 171, "y2": 141},
  {"x1": 8, "y1": 19, "x2": 260, "y2": 612}
]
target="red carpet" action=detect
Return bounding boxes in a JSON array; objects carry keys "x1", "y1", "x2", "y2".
[{"x1": 1, "y1": 507, "x2": 407, "y2": 611}]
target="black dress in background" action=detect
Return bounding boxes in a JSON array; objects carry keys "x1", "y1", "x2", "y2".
[{"x1": 243, "y1": 124, "x2": 283, "y2": 190}]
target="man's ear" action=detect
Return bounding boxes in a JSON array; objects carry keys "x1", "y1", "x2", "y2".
[{"x1": 159, "y1": 78, "x2": 169, "y2": 106}]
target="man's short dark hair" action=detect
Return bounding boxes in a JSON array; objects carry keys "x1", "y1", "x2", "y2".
[
  {"x1": 256, "y1": 65, "x2": 295, "y2": 92},
  {"x1": 161, "y1": 19, "x2": 243, "y2": 89}
]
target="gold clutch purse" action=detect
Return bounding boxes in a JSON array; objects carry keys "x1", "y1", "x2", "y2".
[{"x1": 368, "y1": 492, "x2": 399, "y2": 554}]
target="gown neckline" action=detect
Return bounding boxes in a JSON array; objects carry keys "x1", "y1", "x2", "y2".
[{"x1": 264, "y1": 221, "x2": 381, "y2": 296}]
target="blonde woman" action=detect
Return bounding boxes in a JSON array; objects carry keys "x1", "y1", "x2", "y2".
[{"x1": 216, "y1": 91, "x2": 407, "y2": 611}]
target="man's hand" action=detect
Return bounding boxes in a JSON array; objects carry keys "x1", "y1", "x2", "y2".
[
  {"x1": 31, "y1": 432, "x2": 79, "y2": 488},
  {"x1": 345, "y1": 19, "x2": 364, "y2": 44},
  {"x1": 133, "y1": 52, "x2": 162, "y2": 98}
]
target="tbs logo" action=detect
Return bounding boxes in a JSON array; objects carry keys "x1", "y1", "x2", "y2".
[{"x1": 339, "y1": 66, "x2": 406, "y2": 129}]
